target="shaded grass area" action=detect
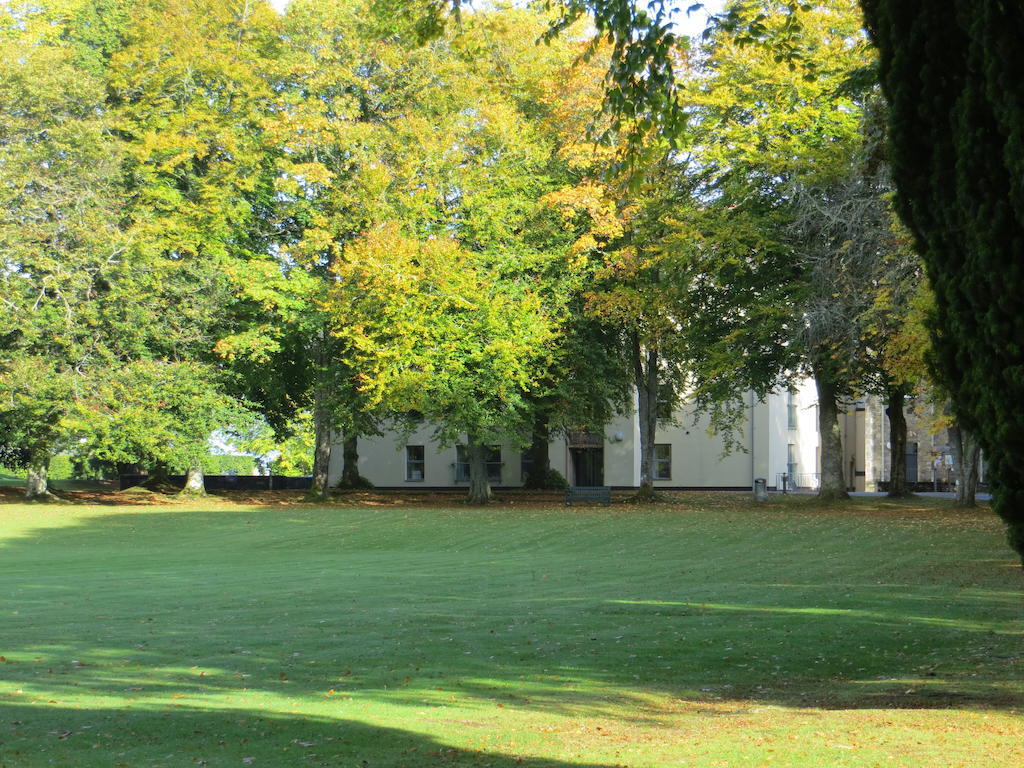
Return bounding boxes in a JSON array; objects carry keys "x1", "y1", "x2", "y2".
[
  {"x1": 0, "y1": 473, "x2": 109, "y2": 492},
  {"x1": 0, "y1": 495, "x2": 1021, "y2": 767}
]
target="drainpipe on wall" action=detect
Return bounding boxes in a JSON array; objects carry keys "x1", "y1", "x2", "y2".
[
  {"x1": 750, "y1": 390, "x2": 756, "y2": 490},
  {"x1": 852, "y1": 404, "x2": 857, "y2": 491}
]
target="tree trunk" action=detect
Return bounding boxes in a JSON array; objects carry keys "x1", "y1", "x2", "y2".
[
  {"x1": 310, "y1": 386, "x2": 332, "y2": 499},
  {"x1": 950, "y1": 422, "x2": 981, "y2": 507},
  {"x1": 180, "y1": 465, "x2": 206, "y2": 496},
  {"x1": 24, "y1": 449, "x2": 51, "y2": 500},
  {"x1": 633, "y1": 336, "x2": 659, "y2": 499},
  {"x1": 960, "y1": 430, "x2": 981, "y2": 507},
  {"x1": 885, "y1": 384, "x2": 911, "y2": 497},
  {"x1": 466, "y1": 434, "x2": 492, "y2": 504},
  {"x1": 523, "y1": 411, "x2": 551, "y2": 489},
  {"x1": 815, "y1": 372, "x2": 849, "y2": 501},
  {"x1": 339, "y1": 434, "x2": 361, "y2": 487}
]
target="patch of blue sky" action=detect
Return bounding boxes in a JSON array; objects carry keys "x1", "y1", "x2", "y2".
[{"x1": 266, "y1": 0, "x2": 727, "y2": 41}]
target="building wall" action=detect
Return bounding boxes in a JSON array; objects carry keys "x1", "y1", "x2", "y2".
[
  {"x1": 874, "y1": 398, "x2": 955, "y2": 488},
  {"x1": 765, "y1": 380, "x2": 819, "y2": 490},
  {"x1": 651, "y1": 402, "x2": 756, "y2": 489},
  {"x1": 328, "y1": 423, "x2": 533, "y2": 489},
  {"x1": 329, "y1": 384, "x2": 976, "y2": 492},
  {"x1": 600, "y1": 410, "x2": 639, "y2": 488},
  {"x1": 327, "y1": 384, "x2": 827, "y2": 490},
  {"x1": 838, "y1": 402, "x2": 868, "y2": 492},
  {"x1": 863, "y1": 399, "x2": 885, "y2": 492},
  {"x1": 836, "y1": 395, "x2": 972, "y2": 491},
  {"x1": 549, "y1": 434, "x2": 569, "y2": 482}
]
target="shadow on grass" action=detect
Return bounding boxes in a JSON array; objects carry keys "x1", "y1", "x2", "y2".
[
  {"x1": 0, "y1": 701, "x2": 615, "y2": 767},
  {"x1": 1, "y1": 503, "x2": 1021, "y2": 753}
]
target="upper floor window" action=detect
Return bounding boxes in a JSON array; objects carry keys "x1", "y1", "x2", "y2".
[{"x1": 787, "y1": 391, "x2": 798, "y2": 430}]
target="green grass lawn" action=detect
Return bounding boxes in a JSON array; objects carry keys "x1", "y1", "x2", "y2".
[
  {"x1": 0, "y1": 494, "x2": 1021, "y2": 767},
  {"x1": 0, "y1": 471, "x2": 107, "y2": 491}
]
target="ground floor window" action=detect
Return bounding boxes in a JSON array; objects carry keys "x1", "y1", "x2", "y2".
[
  {"x1": 455, "y1": 445, "x2": 502, "y2": 483},
  {"x1": 406, "y1": 445, "x2": 425, "y2": 481},
  {"x1": 654, "y1": 444, "x2": 672, "y2": 480}
]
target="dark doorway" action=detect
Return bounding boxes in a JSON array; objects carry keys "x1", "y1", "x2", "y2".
[{"x1": 570, "y1": 447, "x2": 604, "y2": 486}]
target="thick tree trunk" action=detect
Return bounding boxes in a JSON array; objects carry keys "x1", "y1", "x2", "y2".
[
  {"x1": 309, "y1": 325, "x2": 336, "y2": 499},
  {"x1": 523, "y1": 412, "x2": 551, "y2": 489},
  {"x1": 310, "y1": 387, "x2": 332, "y2": 499},
  {"x1": 24, "y1": 449, "x2": 51, "y2": 500},
  {"x1": 815, "y1": 373, "x2": 849, "y2": 501},
  {"x1": 885, "y1": 385, "x2": 911, "y2": 497},
  {"x1": 950, "y1": 423, "x2": 981, "y2": 507},
  {"x1": 180, "y1": 465, "x2": 206, "y2": 496},
  {"x1": 633, "y1": 337, "x2": 659, "y2": 499},
  {"x1": 960, "y1": 432, "x2": 982, "y2": 507},
  {"x1": 466, "y1": 435, "x2": 492, "y2": 504},
  {"x1": 339, "y1": 434, "x2": 361, "y2": 487}
]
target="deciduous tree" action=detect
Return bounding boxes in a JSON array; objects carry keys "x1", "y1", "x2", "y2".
[
  {"x1": 107, "y1": 0, "x2": 282, "y2": 493},
  {"x1": 677, "y1": 0, "x2": 875, "y2": 500},
  {"x1": 330, "y1": 225, "x2": 558, "y2": 504},
  {"x1": 0, "y1": 9, "x2": 126, "y2": 498}
]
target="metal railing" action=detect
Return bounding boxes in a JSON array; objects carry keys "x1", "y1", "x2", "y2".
[{"x1": 775, "y1": 472, "x2": 820, "y2": 492}]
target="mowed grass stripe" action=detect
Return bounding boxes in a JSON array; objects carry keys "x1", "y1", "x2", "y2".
[{"x1": 0, "y1": 497, "x2": 1021, "y2": 767}]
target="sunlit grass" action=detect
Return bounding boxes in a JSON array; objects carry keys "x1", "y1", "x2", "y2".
[{"x1": 0, "y1": 494, "x2": 1021, "y2": 767}]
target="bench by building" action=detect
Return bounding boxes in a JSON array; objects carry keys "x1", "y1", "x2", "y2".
[{"x1": 564, "y1": 485, "x2": 612, "y2": 506}]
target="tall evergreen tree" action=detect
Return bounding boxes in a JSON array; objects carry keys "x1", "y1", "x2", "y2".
[{"x1": 862, "y1": 1, "x2": 1024, "y2": 560}]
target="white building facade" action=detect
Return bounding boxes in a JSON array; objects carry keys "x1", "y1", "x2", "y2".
[{"x1": 327, "y1": 379, "x2": 822, "y2": 491}]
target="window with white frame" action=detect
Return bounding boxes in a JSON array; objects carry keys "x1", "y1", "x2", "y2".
[
  {"x1": 406, "y1": 445, "x2": 425, "y2": 481},
  {"x1": 654, "y1": 444, "x2": 672, "y2": 480},
  {"x1": 787, "y1": 391, "x2": 798, "y2": 429}
]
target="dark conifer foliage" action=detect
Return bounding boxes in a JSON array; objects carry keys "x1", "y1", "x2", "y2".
[{"x1": 863, "y1": 1, "x2": 1024, "y2": 560}]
